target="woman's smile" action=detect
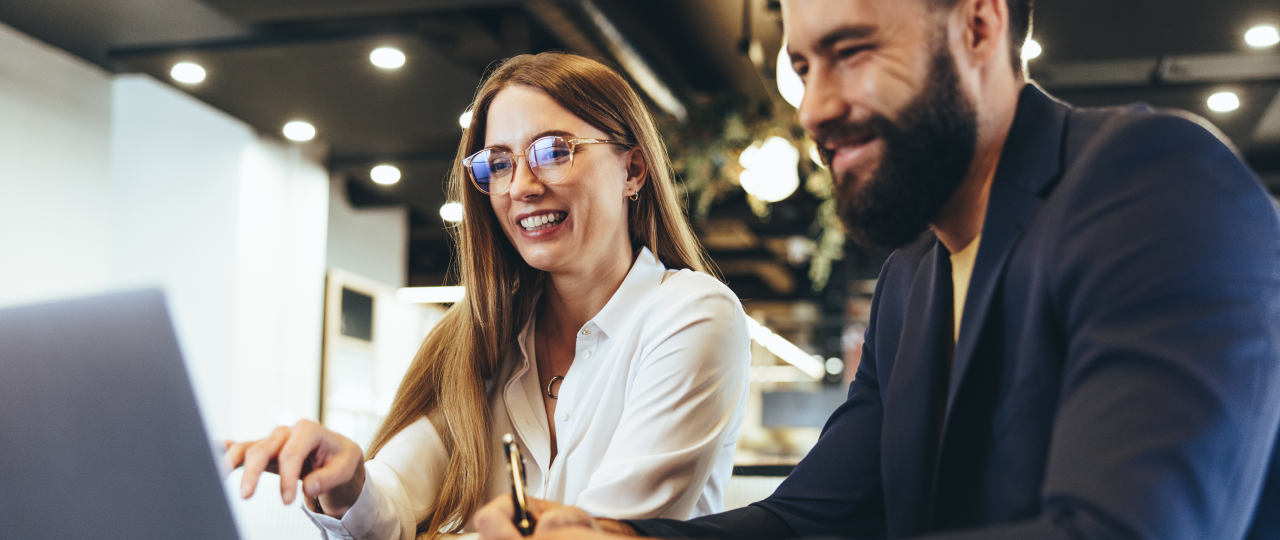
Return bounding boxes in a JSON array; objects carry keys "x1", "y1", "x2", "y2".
[{"x1": 516, "y1": 209, "x2": 570, "y2": 239}]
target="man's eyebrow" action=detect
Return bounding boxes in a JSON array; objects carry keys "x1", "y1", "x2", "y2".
[{"x1": 816, "y1": 24, "x2": 878, "y2": 50}]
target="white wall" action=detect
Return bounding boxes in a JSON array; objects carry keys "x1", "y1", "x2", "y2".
[
  {"x1": 0, "y1": 20, "x2": 412, "y2": 539},
  {"x1": 0, "y1": 21, "x2": 113, "y2": 307},
  {"x1": 326, "y1": 178, "x2": 408, "y2": 287},
  {"x1": 109, "y1": 74, "x2": 330, "y2": 442},
  {"x1": 108, "y1": 75, "x2": 331, "y2": 540}
]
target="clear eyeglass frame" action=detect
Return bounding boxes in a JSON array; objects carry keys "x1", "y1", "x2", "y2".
[{"x1": 462, "y1": 135, "x2": 628, "y2": 195}]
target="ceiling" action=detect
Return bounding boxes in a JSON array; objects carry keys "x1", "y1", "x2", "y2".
[{"x1": 3, "y1": 0, "x2": 1279, "y2": 321}]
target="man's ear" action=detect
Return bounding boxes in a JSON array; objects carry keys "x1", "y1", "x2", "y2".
[
  {"x1": 955, "y1": 0, "x2": 1011, "y2": 72},
  {"x1": 624, "y1": 147, "x2": 647, "y2": 198}
]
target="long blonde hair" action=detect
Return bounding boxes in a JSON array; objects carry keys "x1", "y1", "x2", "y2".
[{"x1": 366, "y1": 52, "x2": 715, "y2": 538}]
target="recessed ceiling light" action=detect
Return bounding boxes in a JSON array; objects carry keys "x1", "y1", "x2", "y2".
[
  {"x1": 370, "y1": 164, "x2": 401, "y2": 185},
  {"x1": 1208, "y1": 91, "x2": 1241, "y2": 113},
  {"x1": 776, "y1": 47, "x2": 804, "y2": 109},
  {"x1": 370, "y1": 47, "x2": 406, "y2": 69},
  {"x1": 1246, "y1": 25, "x2": 1280, "y2": 48},
  {"x1": 1022, "y1": 38, "x2": 1043, "y2": 60},
  {"x1": 459, "y1": 110, "x2": 473, "y2": 129},
  {"x1": 170, "y1": 62, "x2": 206, "y2": 84},
  {"x1": 440, "y1": 202, "x2": 464, "y2": 223},
  {"x1": 282, "y1": 121, "x2": 316, "y2": 142}
]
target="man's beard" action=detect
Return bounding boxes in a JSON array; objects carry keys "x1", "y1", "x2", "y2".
[{"x1": 815, "y1": 44, "x2": 978, "y2": 252}]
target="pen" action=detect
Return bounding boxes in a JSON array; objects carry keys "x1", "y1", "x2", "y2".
[{"x1": 503, "y1": 433, "x2": 536, "y2": 536}]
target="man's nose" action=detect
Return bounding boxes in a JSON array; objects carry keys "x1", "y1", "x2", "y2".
[
  {"x1": 506, "y1": 155, "x2": 545, "y2": 200},
  {"x1": 797, "y1": 66, "x2": 850, "y2": 136}
]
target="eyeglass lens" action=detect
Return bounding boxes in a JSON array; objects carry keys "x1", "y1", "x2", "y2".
[{"x1": 469, "y1": 136, "x2": 574, "y2": 194}]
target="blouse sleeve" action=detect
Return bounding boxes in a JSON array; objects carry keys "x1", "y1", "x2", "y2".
[
  {"x1": 574, "y1": 280, "x2": 752, "y2": 520},
  {"x1": 301, "y1": 416, "x2": 448, "y2": 540}
]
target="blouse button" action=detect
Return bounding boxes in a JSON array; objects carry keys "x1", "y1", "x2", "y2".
[
  {"x1": 558, "y1": 411, "x2": 570, "y2": 422},
  {"x1": 580, "y1": 328, "x2": 591, "y2": 336},
  {"x1": 582, "y1": 350, "x2": 592, "y2": 360}
]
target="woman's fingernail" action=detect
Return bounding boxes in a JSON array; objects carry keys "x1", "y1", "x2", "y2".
[{"x1": 241, "y1": 483, "x2": 251, "y2": 498}]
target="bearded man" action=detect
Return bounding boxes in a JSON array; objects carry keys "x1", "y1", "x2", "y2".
[{"x1": 473, "y1": 0, "x2": 1280, "y2": 538}]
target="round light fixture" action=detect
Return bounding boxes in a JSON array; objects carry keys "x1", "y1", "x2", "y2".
[
  {"x1": 370, "y1": 164, "x2": 401, "y2": 185},
  {"x1": 440, "y1": 202, "x2": 464, "y2": 223},
  {"x1": 170, "y1": 62, "x2": 206, "y2": 84},
  {"x1": 825, "y1": 357, "x2": 844, "y2": 376},
  {"x1": 282, "y1": 121, "x2": 316, "y2": 142},
  {"x1": 776, "y1": 47, "x2": 805, "y2": 109},
  {"x1": 459, "y1": 110, "x2": 474, "y2": 129},
  {"x1": 370, "y1": 47, "x2": 406, "y2": 69},
  {"x1": 1022, "y1": 38, "x2": 1043, "y2": 61},
  {"x1": 1246, "y1": 25, "x2": 1280, "y2": 48},
  {"x1": 739, "y1": 136, "x2": 801, "y2": 203},
  {"x1": 1208, "y1": 91, "x2": 1241, "y2": 113}
]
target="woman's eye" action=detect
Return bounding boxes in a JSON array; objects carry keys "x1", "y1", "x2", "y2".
[
  {"x1": 491, "y1": 160, "x2": 512, "y2": 172},
  {"x1": 551, "y1": 148, "x2": 571, "y2": 159}
]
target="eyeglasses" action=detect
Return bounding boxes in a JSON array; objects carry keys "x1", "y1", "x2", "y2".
[{"x1": 463, "y1": 135, "x2": 628, "y2": 195}]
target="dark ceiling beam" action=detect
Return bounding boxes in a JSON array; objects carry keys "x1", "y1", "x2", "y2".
[
  {"x1": 1033, "y1": 52, "x2": 1280, "y2": 90},
  {"x1": 522, "y1": 0, "x2": 606, "y2": 58},
  {"x1": 578, "y1": 0, "x2": 687, "y2": 120},
  {"x1": 199, "y1": 0, "x2": 523, "y2": 24},
  {"x1": 106, "y1": 29, "x2": 418, "y2": 61},
  {"x1": 329, "y1": 150, "x2": 458, "y2": 169},
  {"x1": 1255, "y1": 93, "x2": 1280, "y2": 143},
  {"x1": 523, "y1": 0, "x2": 688, "y2": 121}
]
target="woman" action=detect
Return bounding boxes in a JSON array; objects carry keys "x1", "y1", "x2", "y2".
[{"x1": 225, "y1": 52, "x2": 751, "y2": 540}]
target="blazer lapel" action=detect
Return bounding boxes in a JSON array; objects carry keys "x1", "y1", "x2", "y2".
[
  {"x1": 930, "y1": 85, "x2": 1071, "y2": 528},
  {"x1": 943, "y1": 84, "x2": 1070, "y2": 424},
  {"x1": 881, "y1": 241, "x2": 953, "y2": 537}
]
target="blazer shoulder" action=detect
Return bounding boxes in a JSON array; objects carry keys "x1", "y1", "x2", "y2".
[
  {"x1": 1069, "y1": 103, "x2": 1243, "y2": 170},
  {"x1": 1056, "y1": 103, "x2": 1265, "y2": 203}
]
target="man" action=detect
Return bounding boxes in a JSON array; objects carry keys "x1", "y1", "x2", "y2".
[{"x1": 475, "y1": 0, "x2": 1280, "y2": 538}]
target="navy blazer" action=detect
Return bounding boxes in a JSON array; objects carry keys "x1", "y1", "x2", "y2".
[{"x1": 631, "y1": 85, "x2": 1280, "y2": 539}]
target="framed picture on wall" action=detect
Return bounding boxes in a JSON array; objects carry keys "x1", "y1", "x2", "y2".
[{"x1": 319, "y1": 269, "x2": 446, "y2": 449}]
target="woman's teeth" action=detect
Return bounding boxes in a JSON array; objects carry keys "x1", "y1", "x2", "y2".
[{"x1": 519, "y1": 212, "x2": 567, "y2": 231}]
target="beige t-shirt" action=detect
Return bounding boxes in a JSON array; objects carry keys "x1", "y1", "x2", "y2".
[{"x1": 950, "y1": 235, "x2": 982, "y2": 344}]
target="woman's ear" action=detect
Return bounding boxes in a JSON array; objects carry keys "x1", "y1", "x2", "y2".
[{"x1": 623, "y1": 147, "x2": 647, "y2": 198}]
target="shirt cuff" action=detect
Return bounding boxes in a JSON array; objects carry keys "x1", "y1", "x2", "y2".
[{"x1": 300, "y1": 473, "x2": 387, "y2": 539}]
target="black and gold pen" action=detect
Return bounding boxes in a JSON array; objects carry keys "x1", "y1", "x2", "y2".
[{"x1": 503, "y1": 433, "x2": 536, "y2": 536}]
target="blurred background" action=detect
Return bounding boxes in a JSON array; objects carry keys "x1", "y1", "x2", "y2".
[{"x1": 1, "y1": 0, "x2": 1278, "y2": 537}]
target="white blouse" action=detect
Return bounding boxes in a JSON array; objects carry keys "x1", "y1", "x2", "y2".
[{"x1": 304, "y1": 248, "x2": 752, "y2": 540}]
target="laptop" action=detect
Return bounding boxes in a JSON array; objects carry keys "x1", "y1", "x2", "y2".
[{"x1": 0, "y1": 289, "x2": 240, "y2": 540}]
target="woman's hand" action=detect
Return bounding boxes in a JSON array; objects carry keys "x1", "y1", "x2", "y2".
[{"x1": 222, "y1": 419, "x2": 366, "y2": 518}]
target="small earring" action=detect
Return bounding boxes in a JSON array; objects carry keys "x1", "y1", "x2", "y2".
[{"x1": 629, "y1": 192, "x2": 639, "y2": 201}]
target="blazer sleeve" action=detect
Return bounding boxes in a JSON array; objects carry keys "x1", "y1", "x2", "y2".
[
  {"x1": 917, "y1": 113, "x2": 1280, "y2": 538},
  {"x1": 746, "y1": 264, "x2": 890, "y2": 539}
]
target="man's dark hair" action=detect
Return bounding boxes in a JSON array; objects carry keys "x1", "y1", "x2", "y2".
[{"x1": 932, "y1": 0, "x2": 1034, "y2": 73}]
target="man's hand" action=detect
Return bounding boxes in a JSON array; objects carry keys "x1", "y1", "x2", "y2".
[{"x1": 472, "y1": 495, "x2": 638, "y2": 540}]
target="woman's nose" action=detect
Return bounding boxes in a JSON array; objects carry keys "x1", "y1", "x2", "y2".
[{"x1": 506, "y1": 155, "x2": 545, "y2": 200}]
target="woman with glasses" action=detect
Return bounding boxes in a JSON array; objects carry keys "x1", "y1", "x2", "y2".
[{"x1": 225, "y1": 52, "x2": 751, "y2": 540}]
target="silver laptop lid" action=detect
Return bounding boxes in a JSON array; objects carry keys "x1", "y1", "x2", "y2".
[{"x1": 0, "y1": 289, "x2": 240, "y2": 540}]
